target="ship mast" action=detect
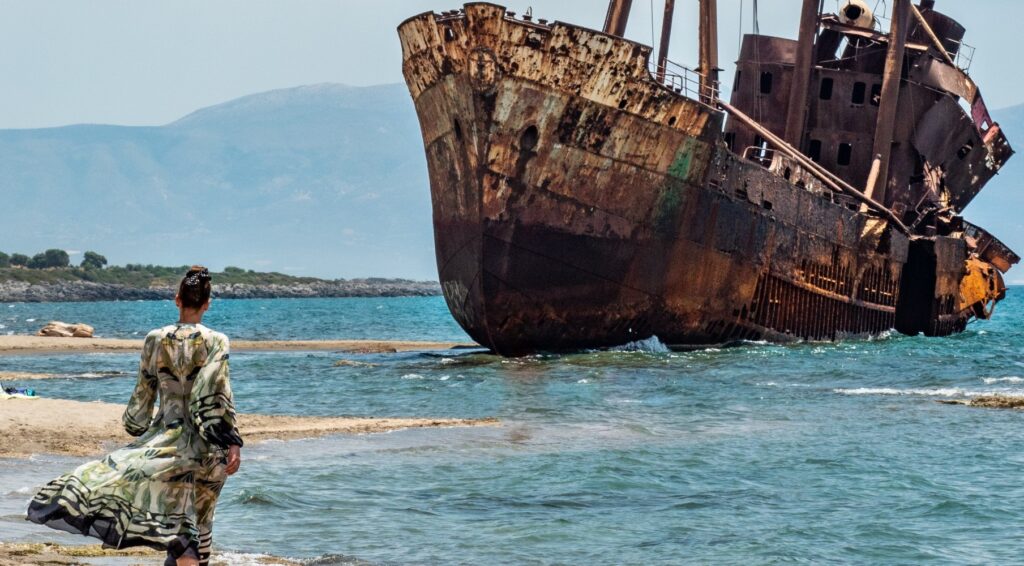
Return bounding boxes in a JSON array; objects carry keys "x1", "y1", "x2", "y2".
[
  {"x1": 783, "y1": 0, "x2": 820, "y2": 147},
  {"x1": 866, "y1": 0, "x2": 911, "y2": 205},
  {"x1": 656, "y1": 0, "x2": 676, "y2": 83},
  {"x1": 604, "y1": 0, "x2": 633, "y2": 36},
  {"x1": 698, "y1": 0, "x2": 718, "y2": 103}
]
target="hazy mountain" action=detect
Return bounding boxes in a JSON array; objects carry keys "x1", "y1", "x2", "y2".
[
  {"x1": 0, "y1": 82, "x2": 1020, "y2": 281},
  {"x1": 0, "y1": 83, "x2": 436, "y2": 279}
]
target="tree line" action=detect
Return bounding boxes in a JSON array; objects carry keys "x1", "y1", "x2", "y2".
[{"x1": 0, "y1": 249, "x2": 107, "y2": 270}]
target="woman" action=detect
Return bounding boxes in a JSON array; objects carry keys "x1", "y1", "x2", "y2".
[{"x1": 27, "y1": 266, "x2": 243, "y2": 566}]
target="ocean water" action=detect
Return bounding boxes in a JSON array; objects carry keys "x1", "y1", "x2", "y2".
[
  {"x1": 3, "y1": 292, "x2": 1024, "y2": 564},
  {"x1": 0, "y1": 296, "x2": 468, "y2": 342}
]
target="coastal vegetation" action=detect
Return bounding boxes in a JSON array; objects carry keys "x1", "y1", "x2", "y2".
[
  {"x1": 1, "y1": 249, "x2": 348, "y2": 286},
  {"x1": 0, "y1": 249, "x2": 441, "y2": 302}
]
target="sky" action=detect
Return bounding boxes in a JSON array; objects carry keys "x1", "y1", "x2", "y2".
[{"x1": 1, "y1": 0, "x2": 1022, "y2": 129}]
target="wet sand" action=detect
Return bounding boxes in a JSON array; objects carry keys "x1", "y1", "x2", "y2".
[
  {"x1": 0, "y1": 542, "x2": 300, "y2": 565},
  {"x1": 0, "y1": 397, "x2": 498, "y2": 458},
  {"x1": 0, "y1": 335, "x2": 475, "y2": 356},
  {"x1": 0, "y1": 371, "x2": 55, "y2": 381}
]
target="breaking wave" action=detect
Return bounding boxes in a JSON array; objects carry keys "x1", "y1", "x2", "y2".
[
  {"x1": 609, "y1": 336, "x2": 671, "y2": 353},
  {"x1": 834, "y1": 387, "x2": 971, "y2": 397},
  {"x1": 833, "y1": 387, "x2": 1024, "y2": 397},
  {"x1": 982, "y1": 377, "x2": 1024, "y2": 384}
]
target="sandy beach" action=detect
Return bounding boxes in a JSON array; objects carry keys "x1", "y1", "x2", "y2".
[
  {"x1": 0, "y1": 336, "x2": 496, "y2": 564},
  {"x1": 0, "y1": 397, "x2": 497, "y2": 458},
  {"x1": 0, "y1": 335, "x2": 475, "y2": 356}
]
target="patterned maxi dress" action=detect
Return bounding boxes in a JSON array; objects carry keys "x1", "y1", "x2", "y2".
[{"x1": 27, "y1": 323, "x2": 243, "y2": 563}]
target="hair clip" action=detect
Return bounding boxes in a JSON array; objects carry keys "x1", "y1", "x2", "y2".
[{"x1": 184, "y1": 267, "x2": 210, "y2": 286}]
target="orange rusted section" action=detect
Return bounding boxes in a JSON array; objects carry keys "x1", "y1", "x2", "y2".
[{"x1": 959, "y1": 257, "x2": 1005, "y2": 320}]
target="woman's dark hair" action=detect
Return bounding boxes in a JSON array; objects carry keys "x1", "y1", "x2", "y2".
[{"x1": 178, "y1": 265, "x2": 212, "y2": 309}]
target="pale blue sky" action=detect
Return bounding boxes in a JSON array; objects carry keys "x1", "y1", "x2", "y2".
[{"x1": 1, "y1": 1, "x2": 1020, "y2": 128}]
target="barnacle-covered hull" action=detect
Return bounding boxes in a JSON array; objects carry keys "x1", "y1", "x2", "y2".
[{"x1": 398, "y1": 3, "x2": 1012, "y2": 355}]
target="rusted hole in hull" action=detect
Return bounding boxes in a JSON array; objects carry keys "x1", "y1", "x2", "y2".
[
  {"x1": 453, "y1": 118, "x2": 464, "y2": 141},
  {"x1": 520, "y1": 125, "x2": 539, "y2": 152}
]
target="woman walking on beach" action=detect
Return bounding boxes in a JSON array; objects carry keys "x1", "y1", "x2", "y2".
[{"x1": 27, "y1": 266, "x2": 243, "y2": 566}]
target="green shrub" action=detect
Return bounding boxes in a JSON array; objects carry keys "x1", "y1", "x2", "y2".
[{"x1": 81, "y1": 251, "x2": 108, "y2": 270}]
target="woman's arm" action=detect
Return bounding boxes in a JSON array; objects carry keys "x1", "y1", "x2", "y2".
[
  {"x1": 122, "y1": 334, "x2": 158, "y2": 436},
  {"x1": 189, "y1": 333, "x2": 244, "y2": 450}
]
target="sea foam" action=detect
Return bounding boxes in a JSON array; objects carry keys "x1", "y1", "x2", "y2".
[
  {"x1": 982, "y1": 376, "x2": 1024, "y2": 384},
  {"x1": 610, "y1": 335, "x2": 671, "y2": 353}
]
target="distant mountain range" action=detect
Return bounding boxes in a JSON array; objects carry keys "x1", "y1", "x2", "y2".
[
  {"x1": 0, "y1": 83, "x2": 1021, "y2": 281},
  {"x1": 0, "y1": 83, "x2": 435, "y2": 279}
]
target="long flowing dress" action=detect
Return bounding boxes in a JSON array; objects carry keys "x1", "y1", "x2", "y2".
[{"x1": 27, "y1": 323, "x2": 243, "y2": 562}]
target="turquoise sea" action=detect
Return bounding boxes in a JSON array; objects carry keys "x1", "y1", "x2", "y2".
[{"x1": 3, "y1": 292, "x2": 1024, "y2": 564}]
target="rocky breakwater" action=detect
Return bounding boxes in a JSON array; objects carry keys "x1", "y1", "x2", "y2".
[{"x1": 0, "y1": 279, "x2": 441, "y2": 303}]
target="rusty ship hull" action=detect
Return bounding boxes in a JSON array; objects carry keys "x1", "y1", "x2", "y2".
[{"x1": 398, "y1": 3, "x2": 1014, "y2": 355}]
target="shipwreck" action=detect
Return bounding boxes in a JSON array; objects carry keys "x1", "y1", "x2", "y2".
[{"x1": 398, "y1": 0, "x2": 1017, "y2": 355}]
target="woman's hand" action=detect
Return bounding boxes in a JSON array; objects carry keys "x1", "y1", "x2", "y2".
[{"x1": 226, "y1": 445, "x2": 241, "y2": 475}]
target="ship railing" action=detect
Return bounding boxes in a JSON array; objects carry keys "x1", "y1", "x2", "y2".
[
  {"x1": 743, "y1": 145, "x2": 775, "y2": 168},
  {"x1": 952, "y1": 40, "x2": 975, "y2": 72},
  {"x1": 649, "y1": 58, "x2": 719, "y2": 103}
]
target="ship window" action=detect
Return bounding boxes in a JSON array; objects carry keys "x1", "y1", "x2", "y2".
[
  {"x1": 808, "y1": 139, "x2": 822, "y2": 162},
  {"x1": 870, "y1": 83, "x2": 882, "y2": 106},
  {"x1": 760, "y1": 72, "x2": 773, "y2": 95},
  {"x1": 733, "y1": 70, "x2": 741, "y2": 92},
  {"x1": 837, "y1": 143, "x2": 853, "y2": 166},
  {"x1": 819, "y1": 77, "x2": 834, "y2": 100},
  {"x1": 852, "y1": 82, "x2": 866, "y2": 105}
]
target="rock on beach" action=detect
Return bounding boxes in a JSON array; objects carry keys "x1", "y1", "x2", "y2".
[{"x1": 37, "y1": 321, "x2": 94, "y2": 338}]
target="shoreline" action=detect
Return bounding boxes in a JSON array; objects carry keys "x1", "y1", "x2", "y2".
[
  {"x1": 0, "y1": 397, "x2": 498, "y2": 458},
  {"x1": 0, "y1": 278, "x2": 442, "y2": 303},
  {"x1": 0, "y1": 543, "x2": 302, "y2": 566},
  {"x1": 0, "y1": 335, "x2": 478, "y2": 356}
]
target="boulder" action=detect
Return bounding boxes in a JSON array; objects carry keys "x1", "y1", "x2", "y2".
[{"x1": 37, "y1": 321, "x2": 95, "y2": 338}]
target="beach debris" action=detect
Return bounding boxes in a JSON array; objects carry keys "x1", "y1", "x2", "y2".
[
  {"x1": 36, "y1": 320, "x2": 94, "y2": 338},
  {"x1": 333, "y1": 359, "x2": 380, "y2": 368},
  {"x1": 938, "y1": 395, "x2": 1024, "y2": 410},
  {"x1": 1, "y1": 384, "x2": 36, "y2": 398}
]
